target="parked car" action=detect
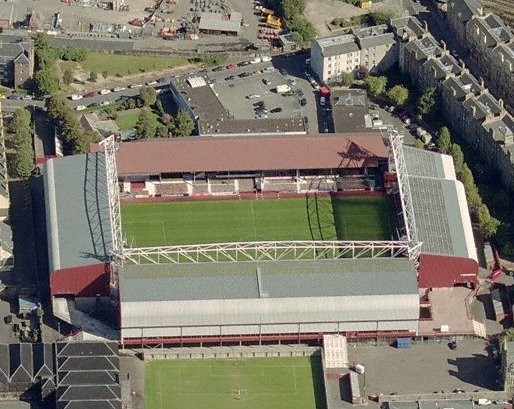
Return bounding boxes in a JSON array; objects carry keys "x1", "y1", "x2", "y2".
[
  {"x1": 263, "y1": 78, "x2": 271, "y2": 85},
  {"x1": 250, "y1": 56, "x2": 262, "y2": 64},
  {"x1": 239, "y1": 72, "x2": 251, "y2": 78},
  {"x1": 4, "y1": 315, "x2": 12, "y2": 325},
  {"x1": 280, "y1": 68, "x2": 288, "y2": 76},
  {"x1": 75, "y1": 105, "x2": 87, "y2": 111},
  {"x1": 225, "y1": 75, "x2": 236, "y2": 81},
  {"x1": 270, "y1": 107, "x2": 282, "y2": 113},
  {"x1": 261, "y1": 55, "x2": 272, "y2": 62},
  {"x1": 100, "y1": 100, "x2": 111, "y2": 106},
  {"x1": 238, "y1": 61, "x2": 250, "y2": 67},
  {"x1": 70, "y1": 94, "x2": 83, "y2": 100},
  {"x1": 226, "y1": 63, "x2": 237, "y2": 69},
  {"x1": 212, "y1": 66, "x2": 225, "y2": 72},
  {"x1": 146, "y1": 80, "x2": 158, "y2": 86},
  {"x1": 84, "y1": 91, "x2": 97, "y2": 97},
  {"x1": 320, "y1": 96, "x2": 326, "y2": 106},
  {"x1": 23, "y1": 95, "x2": 33, "y2": 100},
  {"x1": 246, "y1": 94, "x2": 261, "y2": 99},
  {"x1": 263, "y1": 66, "x2": 275, "y2": 73},
  {"x1": 112, "y1": 86, "x2": 126, "y2": 92},
  {"x1": 300, "y1": 98, "x2": 307, "y2": 106},
  {"x1": 7, "y1": 94, "x2": 20, "y2": 100},
  {"x1": 129, "y1": 83, "x2": 143, "y2": 89},
  {"x1": 305, "y1": 58, "x2": 311, "y2": 65},
  {"x1": 100, "y1": 89, "x2": 111, "y2": 95},
  {"x1": 282, "y1": 90, "x2": 295, "y2": 97},
  {"x1": 157, "y1": 78, "x2": 168, "y2": 84},
  {"x1": 295, "y1": 89, "x2": 304, "y2": 97},
  {"x1": 288, "y1": 78, "x2": 297, "y2": 86}
]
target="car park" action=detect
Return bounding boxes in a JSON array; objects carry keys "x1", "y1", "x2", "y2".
[
  {"x1": 113, "y1": 86, "x2": 126, "y2": 92},
  {"x1": 70, "y1": 94, "x2": 83, "y2": 100},
  {"x1": 246, "y1": 94, "x2": 261, "y2": 99}
]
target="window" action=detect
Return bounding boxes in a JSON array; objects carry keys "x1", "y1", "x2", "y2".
[{"x1": 328, "y1": 70, "x2": 332, "y2": 75}]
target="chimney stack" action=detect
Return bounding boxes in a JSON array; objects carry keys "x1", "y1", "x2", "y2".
[
  {"x1": 479, "y1": 77, "x2": 484, "y2": 88},
  {"x1": 499, "y1": 98, "x2": 504, "y2": 108}
]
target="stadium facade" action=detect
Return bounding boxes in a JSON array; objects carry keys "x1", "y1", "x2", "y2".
[{"x1": 43, "y1": 131, "x2": 479, "y2": 346}]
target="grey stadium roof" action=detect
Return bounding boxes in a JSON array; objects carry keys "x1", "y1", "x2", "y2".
[
  {"x1": 120, "y1": 258, "x2": 418, "y2": 302},
  {"x1": 44, "y1": 153, "x2": 112, "y2": 273},
  {"x1": 401, "y1": 147, "x2": 476, "y2": 260}
]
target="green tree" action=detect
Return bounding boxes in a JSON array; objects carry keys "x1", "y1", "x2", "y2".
[
  {"x1": 367, "y1": 10, "x2": 393, "y2": 25},
  {"x1": 449, "y1": 143, "x2": 464, "y2": 173},
  {"x1": 155, "y1": 99, "x2": 165, "y2": 116},
  {"x1": 139, "y1": 87, "x2": 157, "y2": 107},
  {"x1": 135, "y1": 109, "x2": 156, "y2": 139},
  {"x1": 89, "y1": 71, "x2": 98, "y2": 82},
  {"x1": 102, "y1": 70, "x2": 109, "y2": 79},
  {"x1": 414, "y1": 139, "x2": 425, "y2": 149},
  {"x1": 63, "y1": 68, "x2": 74, "y2": 86},
  {"x1": 460, "y1": 163, "x2": 482, "y2": 211},
  {"x1": 477, "y1": 203, "x2": 500, "y2": 239},
  {"x1": 35, "y1": 68, "x2": 60, "y2": 94},
  {"x1": 387, "y1": 85, "x2": 409, "y2": 106},
  {"x1": 437, "y1": 126, "x2": 451, "y2": 154},
  {"x1": 155, "y1": 123, "x2": 169, "y2": 138},
  {"x1": 45, "y1": 94, "x2": 68, "y2": 120},
  {"x1": 11, "y1": 108, "x2": 34, "y2": 179},
  {"x1": 172, "y1": 110, "x2": 195, "y2": 137},
  {"x1": 340, "y1": 71, "x2": 354, "y2": 87},
  {"x1": 289, "y1": 18, "x2": 317, "y2": 46},
  {"x1": 418, "y1": 88, "x2": 437, "y2": 117},
  {"x1": 365, "y1": 75, "x2": 387, "y2": 96}
]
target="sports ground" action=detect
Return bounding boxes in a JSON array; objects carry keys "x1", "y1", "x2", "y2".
[
  {"x1": 145, "y1": 357, "x2": 326, "y2": 409},
  {"x1": 121, "y1": 195, "x2": 394, "y2": 246}
]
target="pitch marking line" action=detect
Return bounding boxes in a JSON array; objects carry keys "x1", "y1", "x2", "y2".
[
  {"x1": 158, "y1": 366, "x2": 164, "y2": 409},
  {"x1": 249, "y1": 200, "x2": 257, "y2": 240}
]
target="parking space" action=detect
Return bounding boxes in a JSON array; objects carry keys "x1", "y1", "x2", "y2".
[
  {"x1": 349, "y1": 339, "x2": 501, "y2": 396},
  {"x1": 207, "y1": 58, "x2": 320, "y2": 131}
]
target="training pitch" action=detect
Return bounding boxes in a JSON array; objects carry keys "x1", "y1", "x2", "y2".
[
  {"x1": 145, "y1": 357, "x2": 326, "y2": 409},
  {"x1": 121, "y1": 195, "x2": 394, "y2": 246}
]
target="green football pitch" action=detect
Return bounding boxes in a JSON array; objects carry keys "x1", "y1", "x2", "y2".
[
  {"x1": 144, "y1": 357, "x2": 326, "y2": 409},
  {"x1": 121, "y1": 196, "x2": 394, "y2": 247}
]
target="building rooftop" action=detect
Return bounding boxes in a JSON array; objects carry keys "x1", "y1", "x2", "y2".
[
  {"x1": 403, "y1": 146, "x2": 456, "y2": 180},
  {"x1": 171, "y1": 74, "x2": 306, "y2": 135},
  {"x1": 315, "y1": 34, "x2": 360, "y2": 57},
  {"x1": 449, "y1": 0, "x2": 482, "y2": 21},
  {"x1": 120, "y1": 258, "x2": 418, "y2": 303},
  {"x1": 354, "y1": 25, "x2": 396, "y2": 48},
  {"x1": 91, "y1": 132, "x2": 388, "y2": 175},
  {"x1": 331, "y1": 89, "x2": 369, "y2": 132},
  {"x1": 44, "y1": 153, "x2": 112, "y2": 273},
  {"x1": 199, "y1": 11, "x2": 241, "y2": 34},
  {"x1": 405, "y1": 35, "x2": 443, "y2": 60},
  {"x1": 390, "y1": 16, "x2": 427, "y2": 40}
]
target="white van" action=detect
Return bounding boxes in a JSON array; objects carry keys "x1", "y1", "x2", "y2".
[{"x1": 478, "y1": 399, "x2": 492, "y2": 406}]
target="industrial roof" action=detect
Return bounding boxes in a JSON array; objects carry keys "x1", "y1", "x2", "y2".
[
  {"x1": 199, "y1": 11, "x2": 241, "y2": 34},
  {"x1": 119, "y1": 258, "x2": 418, "y2": 303},
  {"x1": 44, "y1": 153, "x2": 112, "y2": 273},
  {"x1": 91, "y1": 133, "x2": 388, "y2": 175}
]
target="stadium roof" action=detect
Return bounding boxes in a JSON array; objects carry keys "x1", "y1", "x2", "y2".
[
  {"x1": 401, "y1": 147, "x2": 476, "y2": 261},
  {"x1": 402, "y1": 146, "x2": 456, "y2": 180},
  {"x1": 44, "y1": 153, "x2": 112, "y2": 273},
  {"x1": 119, "y1": 258, "x2": 417, "y2": 302},
  {"x1": 91, "y1": 133, "x2": 388, "y2": 175}
]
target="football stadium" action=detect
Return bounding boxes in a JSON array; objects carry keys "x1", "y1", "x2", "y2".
[{"x1": 43, "y1": 131, "x2": 480, "y2": 346}]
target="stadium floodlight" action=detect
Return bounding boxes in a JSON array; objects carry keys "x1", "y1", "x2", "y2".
[
  {"x1": 387, "y1": 129, "x2": 421, "y2": 262},
  {"x1": 100, "y1": 135, "x2": 124, "y2": 263}
]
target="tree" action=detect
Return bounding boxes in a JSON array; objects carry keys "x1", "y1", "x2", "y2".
[
  {"x1": 139, "y1": 86, "x2": 157, "y2": 107},
  {"x1": 387, "y1": 85, "x2": 409, "y2": 106},
  {"x1": 340, "y1": 71, "x2": 354, "y2": 87},
  {"x1": 289, "y1": 17, "x2": 317, "y2": 46},
  {"x1": 11, "y1": 108, "x2": 34, "y2": 179},
  {"x1": 365, "y1": 75, "x2": 387, "y2": 96},
  {"x1": 155, "y1": 99, "x2": 165, "y2": 116},
  {"x1": 102, "y1": 70, "x2": 109, "y2": 79},
  {"x1": 161, "y1": 113, "x2": 173, "y2": 126},
  {"x1": 460, "y1": 163, "x2": 482, "y2": 211},
  {"x1": 418, "y1": 88, "x2": 437, "y2": 117},
  {"x1": 355, "y1": 65, "x2": 369, "y2": 80},
  {"x1": 63, "y1": 68, "x2": 74, "y2": 86},
  {"x1": 35, "y1": 68, "x2": 60, "y2": 94},
  {"x1": 89, "y1": 71, "x2": 98, "y2": 82},
  {"x1": 437, "y1": 126, "x2": 451, "y2": 154},
  {"x1": 367, "y1": 10, "x2": 394, "y2": 26},
  {"x1": 449, "y1": 143, "x2": 464, "y2": 173},
  {"x1": 155, "y1": 123, "x2": 169, "y2": 138},
  {"x1": 135, "y1": 109, "x2": 156, "y2": 139},
  {"x1": 172, "y1": 110, "x2": 195, "y2": 137},
  {"x1": 45, "y1": 94, "x2": 68, "y2": 121},
  {"x1": 414, "y1": 139, "x2": 425, "y2": 149},
  {"x1": 477, "y1": 203, "x2": 500, "y2": 239}
]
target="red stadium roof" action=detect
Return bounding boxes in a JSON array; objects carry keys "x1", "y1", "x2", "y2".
[
  {"x1": 92, "y1": 133, "x2": 388, "y2": 175},
  {"x1": 418, "y1": 253, "x2": 479, "y2": 289}
]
